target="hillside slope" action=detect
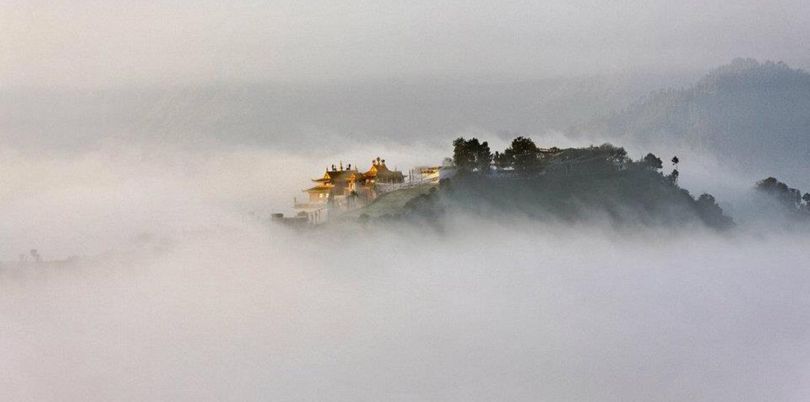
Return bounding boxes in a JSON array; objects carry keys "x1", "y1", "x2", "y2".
[
  {"x1": 575, "y1": 59, "x2": 810, "y2": 186},
  {"x1": 363, "y1": 145, "x2": 733, "y2": 230}
]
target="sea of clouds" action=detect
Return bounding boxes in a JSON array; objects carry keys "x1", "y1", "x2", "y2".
[{"x1": 2, "y1": 141, "x2": 810, "y2": 401}]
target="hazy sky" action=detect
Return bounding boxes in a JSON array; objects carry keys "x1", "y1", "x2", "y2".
[{"x1": 3, "y1": 0, "x2": 809, "y2": 88}]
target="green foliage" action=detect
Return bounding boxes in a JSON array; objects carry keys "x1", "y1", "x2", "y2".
[
  {"x1": 439, "y1": 162, "x2": 732, "y2": 229},
  {"x1": 756, "y1": 177, "x2": 802, "y2": 209},
  {"x1": 453, "y1": 137, "x2": 492, "y2": 174},
  {"x1": 667, "y1": 169, "x2": 679, "y2": 184},
  {"x1": 502, "y1": 136, "x2": 542, "y2": 176},
  {"x1": 407, "y1": 137, "x2": 729, "y2": 229},
  {"x1": 544, "y1": 144, "x2": 629, "y2": 177},
  {"x1": 435, "y1": 138, "x2": 734, "y2": 229},
  {"x1": 642, "y1": 153, "x2": 663, "y2": 170},
  {"x1": 475, "y1": 141, "x2": 492, "y2": 173},
  {"x1": 695, "y1": 194, "x2": 733, "y2": 229},
  {"x1": 554, "y1": 144, "x2": 629, "y2": 165},
  {"x1": 452, "y1": 137, "x2": 474, "y2": 171},
  {"x1": 755, "y1": 177, "x2": 810, "y2": 220},
  {"x1": 493, "y1": 151, "x2": 511, "y2": 170}
]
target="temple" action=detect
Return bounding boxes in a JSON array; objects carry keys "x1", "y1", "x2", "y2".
[
  {"x1": 292, "y1": 157, "x2": 405, "y2": 223},
  {"x1": 364, "y1": 157, "x2": 405, "y2": 185}
]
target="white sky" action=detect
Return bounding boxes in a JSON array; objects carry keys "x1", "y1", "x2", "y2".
[{"x1": 2, "y1": 0, "x2": 809, "y2": 88}]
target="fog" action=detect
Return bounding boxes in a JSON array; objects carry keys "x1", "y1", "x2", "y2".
[
  {"x1": 3, "y1": 1, "x2": 810, "y2": 400},
  {"x1": 2, "y1": 143, "x2": 810, "y2": 401},
  {"x1": 0, "y1": 136, "x2": 760, "y2": 261},
  {"x1": 0, "y1": 142, "x2": 450, "y2": 259},
  {"x1": 3, "y1": 213, "x2": 810, "y2": 401}
]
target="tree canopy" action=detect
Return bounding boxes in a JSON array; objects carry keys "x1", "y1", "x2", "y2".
[
  {"x1": 502, "y1": 136, "x2": 543, "y2": 176},
  {"x1": 452, "y1": 137, "x2": 492, "y2": 174},
  {"x1": 643, "y1": 153, "x2": 663, "y2": 170},
  {"x1": 756, "y1": 177, "x2": 804, "y2": 209}
]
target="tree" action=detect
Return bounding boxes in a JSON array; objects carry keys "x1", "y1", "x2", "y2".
[
  {"x1": 474, "y1": 140, "x2": 493, "y2": 173},
  {"x1": 668, "y1": 169, "x2": 679, "y2": 184},
  {"x1": 671, "y1": 156, "x2": 679, "y2": 167},
  {"x1": 598, "y1": 143, "x2": 629, "y2": 165},
  {"x1": 493, "y1": 151, "x2": 511, "y2": 170},
  {"x1": 503, "y1": 136, "x2": 542, "y2": 176},
  {"x1": 697, "y1": 193, "x2": 716, "y2": 206},
  {"x1": 452, "y1": 137, "x2": 492, "y2": 174},
  {"x1": 757, "y1": 177, "x2": 784, "y2": 192},
  {"x1": 804, "y1": 193, "x2": 810, "y2": 204},
  {"x1": 453, "y1": 137, "x2": 475, "y2": 172},
  {"x1": 643, "y1": 153, "x2": 663, "y2": 170},
  {"x1": 695, "y1": 193, "x2": 733, "y2": 229},
  {"x1": 756, "y1": 177, "x2": 802, "y2": 209}
]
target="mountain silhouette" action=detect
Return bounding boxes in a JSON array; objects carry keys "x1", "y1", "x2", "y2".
[{"x1": 576, "y1": 58, "x2": 810, "y2": 186}]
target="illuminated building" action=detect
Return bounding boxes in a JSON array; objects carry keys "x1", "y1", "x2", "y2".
[{"x1": 292, "y1": 158, "x2": 404, "y2": 224}]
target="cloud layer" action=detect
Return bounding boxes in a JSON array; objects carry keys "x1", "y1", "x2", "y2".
[
  {"x1": 3, "y1": 216, "x2": 810, "y2": 401},
  {"x1": 2, "y1": 143, "x2": 810, "y2": 401}
]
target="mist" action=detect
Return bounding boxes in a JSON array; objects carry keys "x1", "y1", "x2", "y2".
[
  {"x1": 3, "y1": 204, "x2": 810, "y2": 401},
  {"x1": 2, "y1": 143, "x2": 810, "y2": 400},
  {"x1": 4, "y1": 1, "x2": 810, "y2": 400}
]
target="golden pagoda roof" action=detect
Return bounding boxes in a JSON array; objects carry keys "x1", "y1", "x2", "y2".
[
  {"x1": 364, "y1": 157, "x2": 402, "y2": 178},
  {"x1": 304, "y1": 184, "x2": 332, "y2": 193},
  {"x1": 314, "y1": 168, "x2": 363, "y2": 183}
]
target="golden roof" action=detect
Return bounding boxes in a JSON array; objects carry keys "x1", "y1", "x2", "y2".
[{"x1": 304, "y1": 184, "x2": 332, "y2": 193}]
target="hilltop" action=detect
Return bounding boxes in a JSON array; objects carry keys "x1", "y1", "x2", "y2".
[{"x1": 348, "y1": 138, "x2": 733, "y2": 230}]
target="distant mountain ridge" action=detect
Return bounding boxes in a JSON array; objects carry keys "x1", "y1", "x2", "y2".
[{"x1": 575, "y1": 59, "x2": 810, "y2": 186}]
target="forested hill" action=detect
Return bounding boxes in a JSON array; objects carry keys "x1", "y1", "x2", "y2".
[
  {"x1": 574, "y1": 59, "x2": 810, "y2": 186},
  {"x1": 355, "y1": 139, "x2": 734, "y2": 231}
]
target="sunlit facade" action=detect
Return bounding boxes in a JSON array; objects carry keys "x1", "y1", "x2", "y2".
[{"x1": 292, "y1": 158, "x2": 405, "y2": 224}]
